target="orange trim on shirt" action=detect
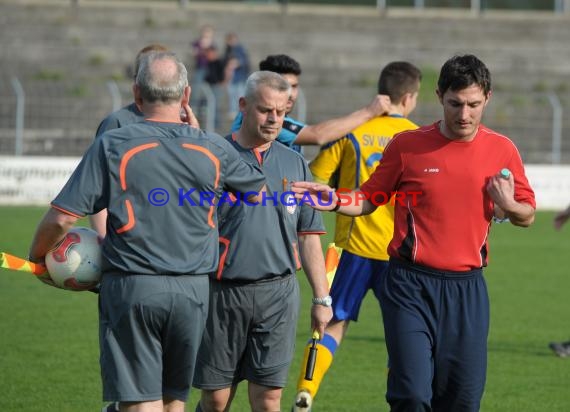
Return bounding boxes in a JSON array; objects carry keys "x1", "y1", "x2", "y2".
[
  {"x1": 50, "y1": 204, "x2": 84, "y2": 219},
  {"x1": 292, "y1": 241, "x2": 301, "y2": 270},
  {"x1": 253, "y1": 148, "x2": 264, "y2": 166},
  {"x1": 297, "y1": 231, "x2": 327, "y2": 236},
  {"x1": 182, "y1": 143, "x2": 221, "y2": 228},
  {"x1": 119, "y1": 143, "x2": 159, "y2": 191},
  {"x1": 231, "y1": 132, "x2": 264, "y2": 165},
  {"x1": 216, "y1": 237, "x2": 230, "y2": 280},
  {"x1": 116, "y1": 199, "x2": 135, "y2": 234}
]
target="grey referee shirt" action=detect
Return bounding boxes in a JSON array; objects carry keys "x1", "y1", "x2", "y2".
[
  {"x1": 52, "y1": 121, "x2": 266, "y2": 276},
  {"x1": 95, "y1": 103, "x2": 144, "y2": 138},
  {"x1": 215, "y1": 134, "x2": 325, "y2": 282}
]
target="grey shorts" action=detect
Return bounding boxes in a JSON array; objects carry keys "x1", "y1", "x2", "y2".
[
  {"x1": 193, "y1": 274, "x2": 300, "y2": 389},
  {"x1": 99, "y1": 273, "x2": 209, "y2": 402}
]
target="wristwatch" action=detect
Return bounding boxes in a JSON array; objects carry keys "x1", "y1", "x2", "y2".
[{"x1": 312, "y1": 295, "x2": 333, "y2": 307}]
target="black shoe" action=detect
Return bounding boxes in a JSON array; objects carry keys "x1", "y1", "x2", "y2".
[
  {"x1": 548, "y1": 341, "x2": 570, "y2": 358},
  {"x1": 101, "y1": 402, "x2": 119, "y2": 412}
]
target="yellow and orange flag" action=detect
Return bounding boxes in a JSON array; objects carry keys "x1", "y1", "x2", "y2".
[
  {"x1": 0, "y1": 252, "x2": 47, "y2": 276},
  {"x1": 324, "y1": 243, "x2": 342, "y2": 289}
]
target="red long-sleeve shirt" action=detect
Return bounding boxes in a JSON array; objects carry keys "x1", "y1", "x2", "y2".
[{"x1": 360, "y1": 122, "x2": 536, "y2": 271}]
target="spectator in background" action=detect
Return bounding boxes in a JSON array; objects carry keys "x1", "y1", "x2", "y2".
[
  {"x1": 548, "y1": 204, "x2": 570, "y2": 357},
  {"x1": 204, "y1": 45, "x2": 226, "y2": 130},
  {"x1": 224, "y1": 32, "x2": 250, "y2": 119},
  {"x1": 190, "y1": 24, "x2": 216, "y2": 108}
]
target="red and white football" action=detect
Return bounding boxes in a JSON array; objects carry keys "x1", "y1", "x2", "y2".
[{"x1": 45, "y1": 227, "x2": 102, "y2": 291}]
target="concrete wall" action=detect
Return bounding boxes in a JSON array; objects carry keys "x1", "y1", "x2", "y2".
[{"x1": 1, "y1": 0, "x2": 569, "y2": 161}]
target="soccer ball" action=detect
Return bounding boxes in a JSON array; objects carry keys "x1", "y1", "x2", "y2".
[{"x1": 45, "y1": 227, "x2": 102, "y2": 291}]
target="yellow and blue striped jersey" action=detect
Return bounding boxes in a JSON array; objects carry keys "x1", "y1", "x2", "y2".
[{"x1": 309, "y1": 115, "x2": 418, "y2": 260}]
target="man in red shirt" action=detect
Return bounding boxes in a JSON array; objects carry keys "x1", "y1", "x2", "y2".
[{"x1": 293, "y1": 54, "x2": 535, "y2": 412}]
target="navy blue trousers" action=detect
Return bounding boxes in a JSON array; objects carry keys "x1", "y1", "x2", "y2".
[{"x1": 380, "y1": 258, "x2": 489, "y2": 412}]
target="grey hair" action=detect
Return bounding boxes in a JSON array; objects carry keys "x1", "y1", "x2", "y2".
[
  {"x1": 135, "y1": 51, "x2": 188, "y2": 103},
  {"x1": 243, "y1": 71, "x2": 291, "y2": 102}
]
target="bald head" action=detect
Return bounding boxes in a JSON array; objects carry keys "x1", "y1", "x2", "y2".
[
  {"x1": 133, "y1": 43, "x2": 169, "y2": 80},
  {"x1": 135, "y1": 52, "x2": 188, "y2": 104}
]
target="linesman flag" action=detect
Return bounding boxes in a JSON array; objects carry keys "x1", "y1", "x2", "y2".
[{"x1": 0, "y1": 252, "x2": 48, "y2": 276}]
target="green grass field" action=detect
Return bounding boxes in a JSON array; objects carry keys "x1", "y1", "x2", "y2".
[{"x1": 0, "y1": 206, "x2": 569, "y2": 411}]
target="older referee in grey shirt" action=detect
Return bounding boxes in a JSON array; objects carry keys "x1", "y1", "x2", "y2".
[
  {"x1": 29, "y1": 51, "x2": 266, "y2": 412},
  {"x1": 193, "y1": 71, "x2": 332, "y2": 412}
]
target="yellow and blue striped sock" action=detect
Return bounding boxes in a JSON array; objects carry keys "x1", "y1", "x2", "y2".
[{"x1": 296, "y1": 333, "x2": 338, "y2": 398}]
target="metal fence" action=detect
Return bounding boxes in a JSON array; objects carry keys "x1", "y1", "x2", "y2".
[
  {"x1": 0, "y1": 76, "x2": 567, "y2": 164},
  {"x1": 66, "y1": 0, "x2": 570, "y2": 13}
]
